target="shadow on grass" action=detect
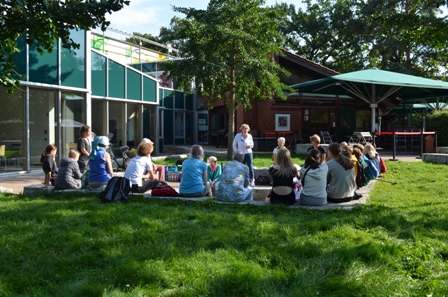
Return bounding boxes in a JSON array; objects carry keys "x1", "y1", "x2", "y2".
[{"x1": 1, "y1": 191, "x2": 447, "y2": 296}]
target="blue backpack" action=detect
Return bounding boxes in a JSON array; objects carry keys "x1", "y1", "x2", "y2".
[{"x1": 362, "y1": 156, "x2": 380, "y2": 179}]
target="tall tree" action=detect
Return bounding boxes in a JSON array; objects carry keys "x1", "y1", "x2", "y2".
[
  {"x1": 279, "y1": 0, "x2": 366, "y2": 73},
  {"x1": 0, "y1": 0, "x2": 129, "y2": 89},
  {"x1": 162, "y1": 0, "x2": 289, "y2": 159},
  {"x1": 280, "y1": 0, "x2": 448, "y2": 78}
]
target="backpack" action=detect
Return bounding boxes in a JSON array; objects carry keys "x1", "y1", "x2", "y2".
[
  {"x1": 99, "y1": 176, "x2": 132, "y2": 203},
  {"x1": 362, "y1": 156, "x2": 380, "y2": 179},
  {"x1": 355, "y1": 160, "x2": 367, "y2": 188},
  {"x1": 151, "y1": 182, "x2": 179, "y2": 197},
  {"x1": 379, "y1": 157, "x2": 387, "y2": 174}
]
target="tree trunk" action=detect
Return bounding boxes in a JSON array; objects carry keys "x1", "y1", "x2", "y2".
[{"x1": 227, "y1": 88, "x2": 235, "y2": 160}]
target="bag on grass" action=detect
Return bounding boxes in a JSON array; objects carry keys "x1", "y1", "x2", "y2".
[
  {"x1": 99, "y1": 176, "x2": 132, "y2": 203},
  {"x1": 293, "y1": 177, "x2": 303, "y2": 200},
  {"x1": 379, "y1": 157, "x2": 387, "y2": 174},
  {"x1": 81, "y1": 170, "x2": 89, "y2": 188},
  {"x1": 255, "y1": 175, "x2": 271, "y2": 186},
  {"x1": 151, "y1": 182, "x2": 179, "y2": 197},
  {"x1": 165, "y1": 165, "x2": 180, "y2": 182}
]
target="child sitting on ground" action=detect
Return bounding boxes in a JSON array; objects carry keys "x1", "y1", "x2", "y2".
[
  {"x1": 40, "y1": 144, "x2": 58, "y2": 187},
  {"x1": 54, "y1": 149, "x2": 83, "y2": 190}
]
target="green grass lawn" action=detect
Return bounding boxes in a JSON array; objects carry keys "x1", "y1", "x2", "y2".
[{"x1": 1, "y1": 159, "x2": 448, "y2": 296}]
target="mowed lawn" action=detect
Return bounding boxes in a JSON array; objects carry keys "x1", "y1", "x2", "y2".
[{"x1": 1, "y1": 158, "x2": 448, "y2": 296}]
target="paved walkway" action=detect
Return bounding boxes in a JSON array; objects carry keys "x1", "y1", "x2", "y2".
[{"x1": 0, "y1": 147, "x2": 420, "y2": 195}]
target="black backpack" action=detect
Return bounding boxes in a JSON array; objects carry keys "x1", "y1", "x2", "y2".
[
  {"x1": 100, "y1": 176, "x2": 132, "y2": 203},
  {"x1": 355, "y1": 161, "x2": 367, "y2": 188}
]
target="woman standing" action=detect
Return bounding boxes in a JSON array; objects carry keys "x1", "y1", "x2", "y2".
[
  {"x1": 232, "y1": 124, "x2": 255, "y2": 186},
  {"x1": 179, "y1": 145, "x2": 210, "y2": 197},
  {"x1": 299, "y1": 149, "x2": 328, "y2": 206},
  {"x1": 265, "y1": 148, "x2": 297, "y2": 206},
  {"x1": 326, "y1": 143, "x2": 356, "y2": 203},
  {"x1": 77, "y1": 124, "x2": 91, "y2": 173}
]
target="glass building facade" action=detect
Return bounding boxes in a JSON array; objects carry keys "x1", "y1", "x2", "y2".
[{"x1": 0, "y1": 30, "x2": 197, "y2": 174}]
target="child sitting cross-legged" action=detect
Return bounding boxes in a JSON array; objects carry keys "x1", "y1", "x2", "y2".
[{"x1": 54, "y1": 149, "x2": 83, "y2": 190}]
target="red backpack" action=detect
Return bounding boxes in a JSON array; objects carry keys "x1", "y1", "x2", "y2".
[
  {"x1": 379, "y1": 157, "x2": 387, "y2": 174},
  {"x1": 151, "y1": 182, "x2": 179, "y2": 197}
]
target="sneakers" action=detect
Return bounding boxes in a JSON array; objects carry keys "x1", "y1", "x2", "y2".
[{"x1": 250, "y1": 179, "x2": 255, "y2": 187}]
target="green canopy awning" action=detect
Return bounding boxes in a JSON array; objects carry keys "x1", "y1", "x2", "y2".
[{"x1": 290, "y1": 68, "x2": 448, "y2": 131}]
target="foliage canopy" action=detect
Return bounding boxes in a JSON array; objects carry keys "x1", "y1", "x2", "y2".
[
  {"x1": 279, "y1": 0, "x2": 448, "y2": 78},
  {"x1": 161, "y1": 0, "x2": 289, "y2": 159}
]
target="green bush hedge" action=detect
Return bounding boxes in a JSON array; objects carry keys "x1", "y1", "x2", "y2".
[{"x1": 427, "y1": 110, "x2": 448, "y2": 146}]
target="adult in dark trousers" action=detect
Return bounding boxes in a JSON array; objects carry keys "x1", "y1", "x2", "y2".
[
  {"x1": 77, "y1": 124, "x2": 91, "y2": 173},
  {"x1": 232, "y1": 123, "x2": 255, "y2": 186},
  {"x1": 124, "y1": 141, "x2": 159, "y2": 193}
]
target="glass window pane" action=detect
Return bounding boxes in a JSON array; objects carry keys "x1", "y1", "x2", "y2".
[
  {"x1": 185, "y1": 112, "x2": 193, "y2": 144},
  {"x1": 0, "y1": 87, "x2": 24, "y2": 172},
  {"x1": 91, "y1": 52, "x2": 107, "y2": 96},
  {"x1": 29, "y1": 42, "x2": 58, "y2": 85},
  {"x1": 109, "y1": 61, "x2": 125, "y2": 98},
  {"x1": 175, "y1": 112, "x2": 184, "y2": 137},
  {"x1": 143, "y1": 106, "x2": 156, "y2": 141},
  {"x1": 144, "y1": 76, "x2": 156, "y2": 102},
  {"x1": 127, "y1": 68, "x2": 141, "y2": 100},
  {"x1": 163, "y1": 90, "x2": 174, "y2": 109},
  {"x1": 61, "y1": 30, "x2": 86, "y2": 88},
  {"x1": 175, "y1": 92, "x2": 184, "y2": 109},
  {"x1": 109, "y1": 101, "x2": 124, "y2": 147},
  {"x1": 186, "y1": 94, "x2": 194, "y2": 111},
  {"x1": 91, "y1": 99, "x2": 107, "y2": 137},
  {"x1": 164, "y1": 110, "x2": 173, "y2": 145},
  {"x1": 126, "y1": 103, "x2": 140, "y2": 148},
  {"x1": 61, "y1": 92, "x2": 85, "y2": 157},
  {"x1": 29, "y1": 88, "x2": 56, "y2": 169},
  {"x1": 12, "y1": 36, "x2": 27, "y2": 80}
]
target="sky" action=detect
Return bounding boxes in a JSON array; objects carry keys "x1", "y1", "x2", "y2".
[{"x1": 96, "y1": 0, "x2": 304, "y2": 38}]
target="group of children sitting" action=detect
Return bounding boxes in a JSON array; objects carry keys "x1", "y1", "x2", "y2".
[{"x1": 40, "y1": 127, "x2": 384, "y2": 206}]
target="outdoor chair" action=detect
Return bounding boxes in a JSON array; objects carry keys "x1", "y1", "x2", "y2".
[{"x1": 320, "y1": 131, "x2": 332, "y2": 144}]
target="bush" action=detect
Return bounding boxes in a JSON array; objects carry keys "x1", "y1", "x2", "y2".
[{"x1": 427, "y1": 110, "x2": 448, "y2": 146}]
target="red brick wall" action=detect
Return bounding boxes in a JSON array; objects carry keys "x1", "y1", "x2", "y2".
[{"x1": 235, "y1": 98, "x2": 303, "y2": 137}]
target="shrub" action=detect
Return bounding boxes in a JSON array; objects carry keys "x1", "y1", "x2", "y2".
[{"x1": 427, "y1": 110, "x2": 448, "y2": 146}]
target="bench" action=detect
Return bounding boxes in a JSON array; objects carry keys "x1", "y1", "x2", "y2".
[
  {"x1": 422, "y1": 153, "x2": 448, "y2": 164},
  {"x1": 23, "y1": 184, "x2": 105, "y2": 197},
  {"x1": 21, "y1": 183, "x2": 371, "y2": 210},
  {"x1": 349, "y1": 132, "x2": 372, "y2": 145}
]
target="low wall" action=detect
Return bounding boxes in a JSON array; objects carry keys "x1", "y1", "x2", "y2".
[
  {"x1": 423, "y1": 153, "x2": 448, "y2": 164},
  {"x1": 295, "y1": 143, "x2": 328, "y2": 155}
]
